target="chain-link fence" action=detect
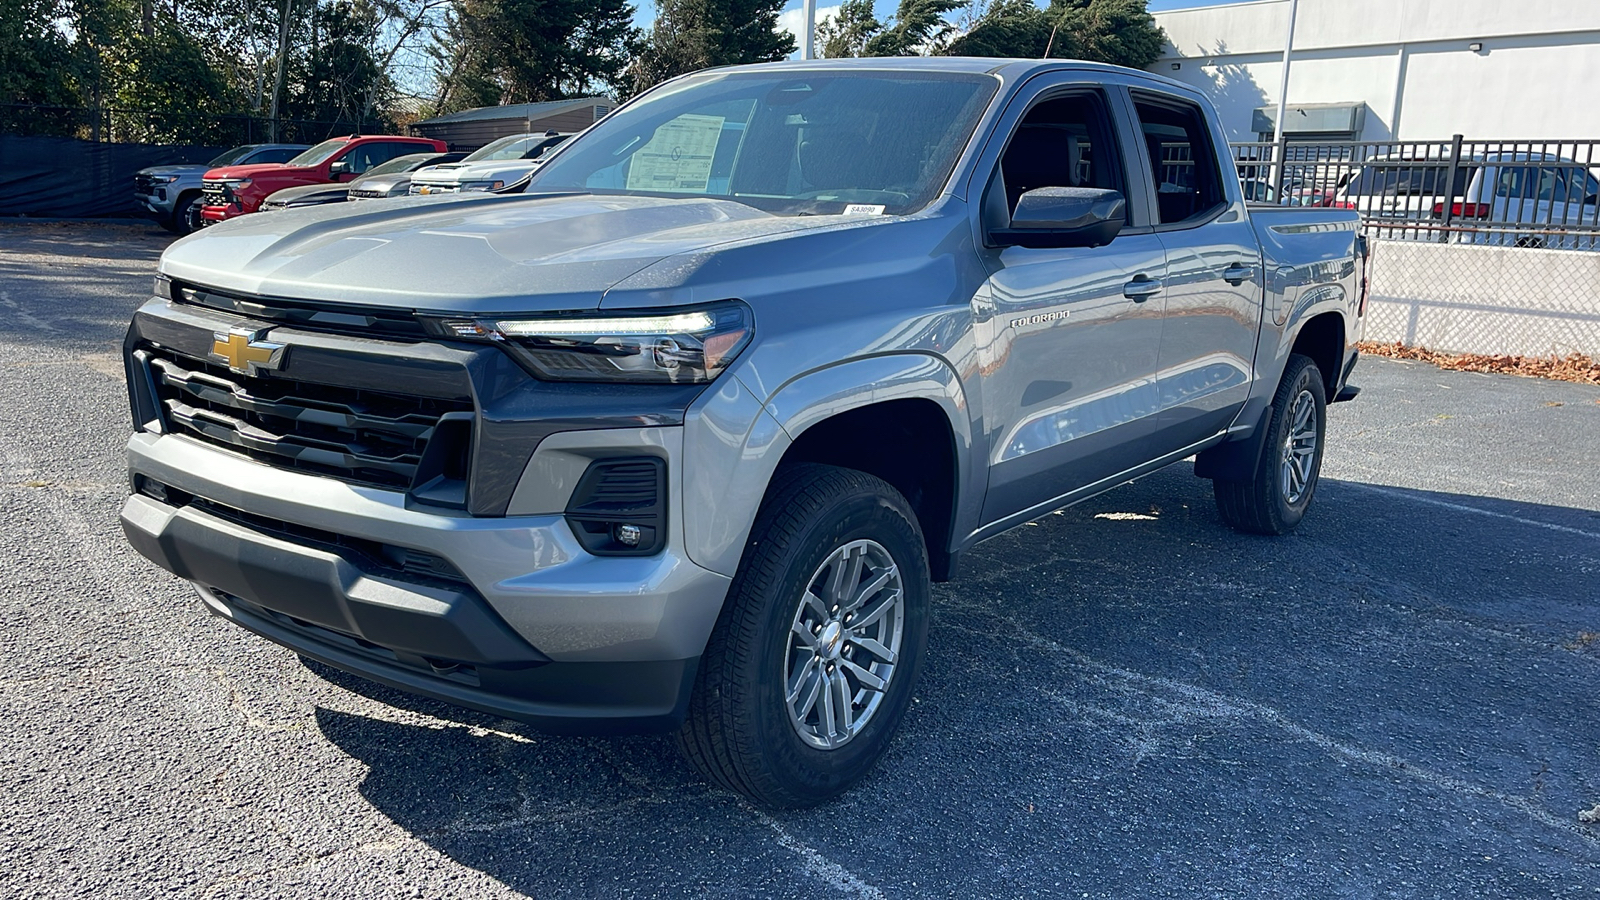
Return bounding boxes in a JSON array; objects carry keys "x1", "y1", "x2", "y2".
[{"x1": 1362, "y1": 238, "x2": 1600, "y2": 357}]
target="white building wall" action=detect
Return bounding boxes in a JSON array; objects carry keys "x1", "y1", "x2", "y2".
[{"x1": 1153, "y1": 0, "x2": 1600, "y2": 141}]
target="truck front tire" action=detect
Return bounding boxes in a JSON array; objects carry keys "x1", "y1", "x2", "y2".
[
  {"x1": 677, "y1": 463, "x2": 930, "y2": 808},
  {"x1": 164, "y1": 192, "x2": 204, "y2": 235},
  {"x1": 1213, "y1": 353, "x2": 1327, "y2": 535}
]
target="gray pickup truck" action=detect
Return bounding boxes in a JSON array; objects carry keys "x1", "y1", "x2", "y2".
[
  {"x1": 120, "y1": 59, "x2": 1365, "y2": 808},
  {"x1": 134, "y1": 144, "x2": 308, "y2": 233}
]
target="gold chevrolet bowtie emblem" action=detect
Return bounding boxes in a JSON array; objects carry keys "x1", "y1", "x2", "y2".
[{"x1": 211, "y1": 329, "x2": 286, "y2": 376}]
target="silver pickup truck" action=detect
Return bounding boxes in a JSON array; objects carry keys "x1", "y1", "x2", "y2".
[{"x1": 120, "y1": 59, "x2": 1365, "y2": 808}]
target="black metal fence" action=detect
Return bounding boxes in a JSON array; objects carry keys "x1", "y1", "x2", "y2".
[
  {"x1": 0, "y1": 103, "x2": 393, "y2": 147},
  {"x1": 1229, "y1": 137, "x2": 1600, "y2": 250}
]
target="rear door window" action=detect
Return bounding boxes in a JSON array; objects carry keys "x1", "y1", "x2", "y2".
[{"x1": 1131, "y1": 95, "x2": 1226, "y2": 225}]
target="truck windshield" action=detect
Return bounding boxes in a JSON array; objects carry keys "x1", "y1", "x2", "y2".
[
  {"x1": 286, "y1": 139, "x2": 350, "y2": 167},
  {"x1": 208, "y1": 145, "x2": 258, "y2": 167},
  {"x1": 529, "y1": 70, "x2": 998, "y2": 216}
]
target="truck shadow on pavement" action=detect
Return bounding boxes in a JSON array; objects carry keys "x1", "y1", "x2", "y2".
[{"x1": 308, "y1": 466, "x2": 1600, "y2": 896}]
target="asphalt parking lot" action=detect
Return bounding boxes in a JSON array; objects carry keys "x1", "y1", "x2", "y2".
[{"x1": 2, "y1": 221, "x2": 1599, "y2": 898}]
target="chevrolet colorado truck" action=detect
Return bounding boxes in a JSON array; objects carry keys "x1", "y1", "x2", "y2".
[
  {"x1": 198, "y1": 134, "x2": 445, "y2": 223},
  {"x1": 135, "y1": 144, "x2": 308, "y2": 233},
  {"x1": 261, "y1": 152, "x2": 467, "y2": 210},
  {"x1": 121, "y1": 59, "x2": 1365, "y2": 808}
]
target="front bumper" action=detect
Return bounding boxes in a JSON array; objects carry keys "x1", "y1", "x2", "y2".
[
  {"x1": 200, "y1": 203, "x2": 243, "y2": 222},
  {"x1": 135, "y1": 192, "x2": 175, "y2": 219},
  {"x1": 122, "y1": 432, "x2": 728, "y2": 732}
]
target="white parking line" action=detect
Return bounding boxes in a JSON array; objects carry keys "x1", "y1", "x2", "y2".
[{"x1": 1342, "y1": 482, "x2": 1600, "y2": 539}]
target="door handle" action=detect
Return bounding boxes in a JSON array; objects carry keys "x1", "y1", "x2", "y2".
[
  {"x1": 1123, "y1": 276, "x2": 1162, "y2": 302},
  {"x1": 1222, "y1": 263, "x2": 1257, "y2": 286}
]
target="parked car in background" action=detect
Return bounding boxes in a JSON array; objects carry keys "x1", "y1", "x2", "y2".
[
  {"x1": 1331, "y1": 154, "x2": 1482, "y2": 218},
  {"x1": 261, "y1": 152, "x2": 466, "y2": 210},
  {"x1": 346, "y1": 151, "x2": 467, "y2": 200},
  {"x1": 408, "y1": 132, "x2": 572, "y2": 195},
  {"x1": 123, "y1": 59, "x2": 1366, "y2": 809},
  {"x1": 1441, "y1": 153, "x2": 1600, "y2": 250},
  {"x1": 199, "y1": 134, "x2": 446, "y2": 223},
  {"x1": 135, "y1": 144, "x2": 308, "y2": 233}
]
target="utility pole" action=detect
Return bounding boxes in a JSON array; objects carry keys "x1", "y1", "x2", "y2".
[
  {"x1": 801, "y1": 0, "x2": 816, "y2": 59},
  {"x1": 268, "y1": 0, "x2": 292, "y2": 142},
  {"x1": 1271, "y1": 0, "x2": 1300, "y2": 193}
]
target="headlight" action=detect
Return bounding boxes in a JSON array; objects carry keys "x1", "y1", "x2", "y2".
[
  {"x1": 235, "y1": 178, "x2": 252, "y2": 189},
  {"x1": 387, "y1": 184, "x2": 409, "y2": 197},
  {"x1": 150, "y1": 174, "x2": 179, "y2": 184},
  {"x1": 429, "y1": 303, "x2": 753, "y2": 383},
  {"x1": 459, "y1": 180, "x2": 505, "y2": 192}
]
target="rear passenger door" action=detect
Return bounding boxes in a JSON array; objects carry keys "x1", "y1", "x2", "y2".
[
  {"x1": 1131, "y1": 91, "x2": 1264, "y2": 453},
  {"x1": 972, "y1": 81, "x2": 1170, "y2": 525}
]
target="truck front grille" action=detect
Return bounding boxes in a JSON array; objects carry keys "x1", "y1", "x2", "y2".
[
  {"x1": 141, "y1": 345, "x2": 473, "y2": 490},
  {"x1": 200, "y1": 180, "x2": 231, "y2": 206},
  {"x1": 135, "y1": 174, "x2": 155, "y2": 195}
]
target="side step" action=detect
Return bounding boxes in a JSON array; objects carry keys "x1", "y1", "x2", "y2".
[{"x1": 1333, "y1": 383, "x2": 1361, "y2": 403}]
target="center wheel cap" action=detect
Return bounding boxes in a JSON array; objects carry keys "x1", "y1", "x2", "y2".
[{"x1": 819, "y1": 621, "x2": 844, "y2": 660}]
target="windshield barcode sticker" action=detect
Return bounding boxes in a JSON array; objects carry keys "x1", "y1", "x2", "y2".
[{"x1": 843, "y1": 204, "x2": 886, "y2": 216}]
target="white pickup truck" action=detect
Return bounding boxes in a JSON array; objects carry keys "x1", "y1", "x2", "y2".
[{"x1": 408, "y1": 132, "x2": 572, "y2": 195}]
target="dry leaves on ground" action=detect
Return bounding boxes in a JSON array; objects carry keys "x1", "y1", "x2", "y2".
[{"x1": 1358, "y1": 342, "x2": 1600, "y2": 385}]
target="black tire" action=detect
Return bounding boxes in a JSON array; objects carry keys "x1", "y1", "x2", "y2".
[
  {"x1": 677, "y1": 463, "x2": 931, "y2": 808},
  {"x1": 1213, "y1": 353, "x2": 1327, "y2": 535},
  {"x1": 164, "y1": 192, "x2": 204, "y2": 235}
]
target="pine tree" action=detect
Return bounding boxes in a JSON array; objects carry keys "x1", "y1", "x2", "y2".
[{"x1": 628, "y1": 0, "x2": 794, "y2": 98}]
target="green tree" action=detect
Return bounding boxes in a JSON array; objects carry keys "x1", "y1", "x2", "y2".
[
  {"x1": 863, "y1": 0, "x2": 961, "y2": 57},
  {"x1": 431, "y1": 0, "x2": 636, "y2": 111},
  {"x1": 947, "y1": 0, "x2": 1165, "y2": 69},
  {"x1": 0, "y1": 0, "x2": 82, "y2": 134},
  {"x1": 816, "y1": 0, "x2": 879, "y2": 59},
  {"x1": 628, "y1": 0, "x2": 794, "y2": 98}
]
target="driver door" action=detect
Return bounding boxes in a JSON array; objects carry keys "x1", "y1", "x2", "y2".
[{"x1": 973, "y1": 85, "x2": 1170, "y2": 524}]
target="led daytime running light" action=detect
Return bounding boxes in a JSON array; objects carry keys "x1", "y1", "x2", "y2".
[{"x1": 493, "y1": 311, "x2": 716, "y2": 337}]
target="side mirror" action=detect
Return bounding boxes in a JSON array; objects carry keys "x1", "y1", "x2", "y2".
[
  {"x1": 992, "y1": 187, "x2": 1126, "y2": 249},
  {"x1": 329, "y1": 160, "x2": 350, "y2": 176}
]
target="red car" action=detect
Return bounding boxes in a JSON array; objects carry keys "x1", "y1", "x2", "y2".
[{"x1": 199, "y1": 135, "x2": 447, "y2": 223}]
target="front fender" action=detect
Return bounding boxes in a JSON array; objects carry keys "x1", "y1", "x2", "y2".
[{"x1": 680, "y1": 353, "x2": 979, "y2": 577}]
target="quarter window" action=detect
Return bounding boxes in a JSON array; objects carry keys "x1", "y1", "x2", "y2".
[{"x1": 1132, "y1": 96, "x2": 1226, "y2": 225}]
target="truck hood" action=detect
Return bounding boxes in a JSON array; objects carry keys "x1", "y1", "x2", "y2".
[
  {"x1": 412, "y1": 160, "x2": 539, "y2": 186},
  {"x1": 139, "y1": 164, "x2": 208, "y2": 177},
  {"x1": 262, "y1": 183, "x2": 349, "y2": 206},
  {"x1": 158, "y1": 192, "x2": 859, "y2": 312},
  {"x1": 204, "y1": 163, "x2": 316, "y2": 182}
]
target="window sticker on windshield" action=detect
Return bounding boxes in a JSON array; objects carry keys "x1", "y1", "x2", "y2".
[
  {"x1": 625, "y1": 114, "x2": 725, "y2": 193},
  {"x1": 843, "y1": 204, "x2": 885, "y2": 216}
]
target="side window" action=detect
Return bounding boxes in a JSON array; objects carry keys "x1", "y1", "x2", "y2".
[
  {"x1": 993, "y1": 91, "x2": 1125, "y2": 216},
  {"x1": 1132, "y1": 95, "x2": 1226, "y2": 226},
  {"x1": 345, "y1": 142, "x2": 406, "y2": 174}
]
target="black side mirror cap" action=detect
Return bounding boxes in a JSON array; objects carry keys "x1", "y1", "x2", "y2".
[{"x1": 991, "y1": 187, "x2": 1126, "y2": 249}]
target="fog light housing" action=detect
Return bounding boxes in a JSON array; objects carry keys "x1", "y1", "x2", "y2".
[
  {"x1": 564, "y1": 457, "x2": 666, "y2": 556},
  {"x1": 614, "y1": 523, "x2": 643, "y2": 547}
]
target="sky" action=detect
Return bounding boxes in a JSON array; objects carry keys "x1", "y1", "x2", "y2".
[{"x1": 628, "y1": 0, "x2": 1247, "y2": 34}]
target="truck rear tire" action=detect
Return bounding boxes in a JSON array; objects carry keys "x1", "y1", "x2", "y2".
[
  {"x1": 1213, "y1": 353, "x2": 1327, "y2": 535},
  {"x1": 677, "y1": 463, "x2": 930, "y2": 808}
]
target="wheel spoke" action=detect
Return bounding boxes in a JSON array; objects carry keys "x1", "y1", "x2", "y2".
[
  {"x1": 793, "y1": 669, "x2": 821, "y2": 720},
  {"x1": 819, "y1": 671, "x2": 838, "y2": 741},
  {"x1": 803, "y1": 590, "x2": 829, "y2": 621},
  {"x1": 787, "y1": 656, "x2": 818, "y2": 702},
  {"x1": 840, "y1": 657, "x2": 886, "y2": 692},
  {"x1": 834, "y1": 546, "x2": 865, "y2": 607},
  {"x1": 845, "y1": 564, "x2": 897, "y2": 612},
  {"x1": 791, "y1": 618, "x2": 817, "y2": 649},
  {"x1": 849, "y1": 589, "x2": 899, "y2": 632},
  {"x1": 834, "y1": 671, "x2": 854, "y2": 733},
  {"x1": 851, "y1": 636, "x2": 897, "y2": 664}
]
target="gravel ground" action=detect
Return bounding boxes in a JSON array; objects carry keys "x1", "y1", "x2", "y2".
[{"x1": 2, "y1": 221, "x2": 1599, "y2": 898}]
